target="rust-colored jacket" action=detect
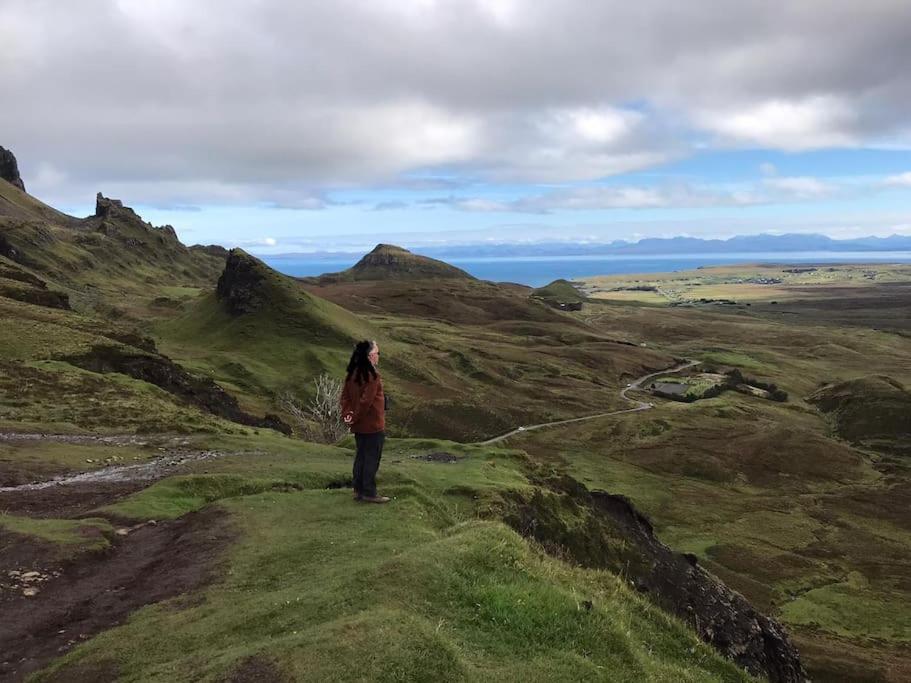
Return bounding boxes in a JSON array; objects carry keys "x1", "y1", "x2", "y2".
[{"x1": 340, "y1": 371, "x2": 385, "y2": 433}]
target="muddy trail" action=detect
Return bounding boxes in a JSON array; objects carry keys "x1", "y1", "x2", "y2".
[{"x1": 0, "y1": 507, "x2": 233, "y2": 682}]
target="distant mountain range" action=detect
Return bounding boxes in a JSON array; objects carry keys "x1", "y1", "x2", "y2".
[{"x1": 270, "y1": 233, "x2": 911, "y2": 261}]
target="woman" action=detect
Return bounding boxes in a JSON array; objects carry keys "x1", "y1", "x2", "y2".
[{"x1": 340, "y1": 340, "x2": 389, "y2": 503}]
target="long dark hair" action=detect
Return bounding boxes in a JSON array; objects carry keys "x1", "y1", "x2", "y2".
[{"x1": 346, "y1": 340, "x2": 377, "y2": 385}]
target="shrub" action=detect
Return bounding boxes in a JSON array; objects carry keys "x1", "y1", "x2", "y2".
[{"x1": 280, "y1": 373, "x2": 347, "y2": 443}]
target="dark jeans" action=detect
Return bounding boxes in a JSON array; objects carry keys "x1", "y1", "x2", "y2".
[{"x1": 353, "y1": 431, "x2": 385, "y2": 498}]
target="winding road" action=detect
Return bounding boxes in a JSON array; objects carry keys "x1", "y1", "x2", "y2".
[{"x1": 477, "y1": 360, "x2": 700, "y2": 445}]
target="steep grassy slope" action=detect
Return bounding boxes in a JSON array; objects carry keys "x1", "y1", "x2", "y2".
[
  {"x1": 154, "y1": 249, "x2": 372, "y2": 416},
  {"x1": 0, "y1": 174, "x2": 76, "y2": 225},
  {"x1": 6, "y1": 176, "x2": 878, "y2": 680}
]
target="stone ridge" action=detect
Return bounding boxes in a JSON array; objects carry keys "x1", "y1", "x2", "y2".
[
  {"x1": 94, "y1": 192, "x2": 179, "y2": 240},
  {"x1": 0, "y1": 146, "x2": 26, "y2": 192}
]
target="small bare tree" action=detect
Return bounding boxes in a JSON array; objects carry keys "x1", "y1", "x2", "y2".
[{"x1": 280, "y1": 374, "x2": 347, "y2": 443}]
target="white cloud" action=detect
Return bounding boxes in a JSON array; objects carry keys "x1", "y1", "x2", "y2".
[
  {"x1": 697, "y1": 97, "x2": 857, "y2": 150},
  {"x1": 884, "y1": 172, "x2": 911, "y2": 188},
  {"x1": 763, "y1": 176, "x2": 834, "y2": 198},
  {"x1": 3, "y1": 0, "x2": 911, "y2": 207},
  {"x1": 237, "y1": 237, "x2": 278, "y2": 247}
]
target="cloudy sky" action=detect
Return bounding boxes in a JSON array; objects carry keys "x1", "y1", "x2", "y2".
[{"x1": 3, "y1": 0, "x2": 911, "y2": 252}]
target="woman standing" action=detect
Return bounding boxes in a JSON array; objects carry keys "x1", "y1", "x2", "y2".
[{"x1": 340, "y1": 340, "x2": 389, "y2": 503}]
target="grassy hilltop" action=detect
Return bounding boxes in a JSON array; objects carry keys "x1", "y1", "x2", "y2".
[{"x1": 2, "y1": 166, "x2": 909, "y2": 680}]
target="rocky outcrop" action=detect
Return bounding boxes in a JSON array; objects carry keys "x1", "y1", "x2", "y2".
[
  {"x1": 500, "y1": 474, "x2": 806, "y2": 682},
  {"x1": 216, "y1": 249, "x2": 269, "y2": 315},
  {"x1": 0, "y1": 146, "x2": 26, "y2": 191},
  {"x1": 65, "y1": 345, "x2": 291, "y2": 434},
  {"x1": 95, "y1": 193, "x2": 134, "y2": 220},
  {"x1": 93, "y1": 193, "x2": 183, "y2": 248}
]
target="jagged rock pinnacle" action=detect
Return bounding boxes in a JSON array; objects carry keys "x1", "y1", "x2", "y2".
[{"x1": 95, "y1": 192, "x2": 126, "y2": 218}]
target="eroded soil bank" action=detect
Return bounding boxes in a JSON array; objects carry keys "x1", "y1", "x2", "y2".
[{"x1": 0, "y1": 507, "x2": 233, "y2": 682}]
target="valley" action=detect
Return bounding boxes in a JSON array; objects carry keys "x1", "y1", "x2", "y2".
[{"x1": 1, "y1": 169, "x2": 909, "y2": 681}]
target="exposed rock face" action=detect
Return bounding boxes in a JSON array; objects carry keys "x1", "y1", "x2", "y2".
[
  {"x1": 500, "y1": 474, "x2": 806, "y2": 682},
  {"x1": 216, "y1": 249, "x2": 269, "y2": 315},
  {"x1": 95, "y1": 193, "x2": 136, "y2": 220},
  {"x1": 0, "y1": 146, "x2": 26, "y2": 191},
  {"x1": 93, "y1": 193, "x2": 183, "y2": 248}
]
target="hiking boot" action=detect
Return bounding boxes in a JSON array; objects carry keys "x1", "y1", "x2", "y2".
[
  {"x1": 362, "y1": 495, "x2": 390, "y2": 504},
  {"x1": 353, "y1": 491, "x2": 362, "y2": 500}
]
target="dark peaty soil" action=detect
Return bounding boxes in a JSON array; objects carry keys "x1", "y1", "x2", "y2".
[
  {"x1": 221, "y1": 655, "x2": 290, "y2": 682},
  {"x1": 0, "y1": 480, "x2": 152, "y2": 519},
  {"x1": 0, "y1": 507, "x2": 233, "y2": 682}
]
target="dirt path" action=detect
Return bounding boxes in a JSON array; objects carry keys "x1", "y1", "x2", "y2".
[
  {"x1": 477, "y1": 360, "x2": 700, "y2": 445},
  {"x1": 0, "y1": 507, "x2": 233, "y2": 682}
]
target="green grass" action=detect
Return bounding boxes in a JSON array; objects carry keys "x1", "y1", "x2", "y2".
[
  {"x1": 36, "y1": 436, "x2": 750, "y2": 682},
  {"x1": 0, "y1": 514, "x2": 114, "y2": 556},
  {"x1": 698, "y1": 350, "x2": 769, "y2": 372},
  {"x1": 781, "y1": 573, "x2": 911, "y2": 642}
]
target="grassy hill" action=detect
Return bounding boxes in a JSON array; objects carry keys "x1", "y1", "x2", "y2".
[
  {"x1": 313, "y1": 243, "x2": 475, "y2": 281},
  {"x1": 808, "y1": 376, "x2": 911, "y2": 455},
  {"x1": 533, "y1": 278, "x2": 586, "y2": 305},
  {"x1": 154, "y1": 249, "x2": 372, "y2": 417}
]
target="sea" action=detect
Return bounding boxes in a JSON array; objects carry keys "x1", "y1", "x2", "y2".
[{"x1": 263, "y1": 251, "x2": 911, "y2": 288}]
